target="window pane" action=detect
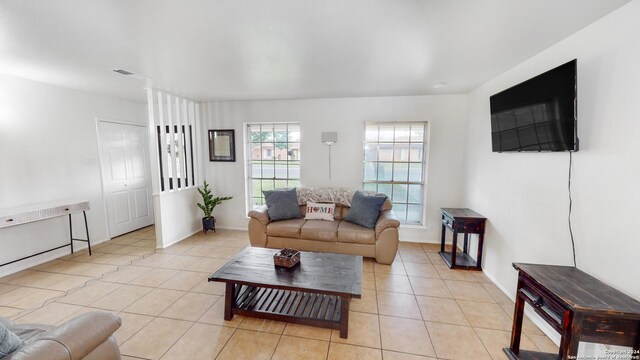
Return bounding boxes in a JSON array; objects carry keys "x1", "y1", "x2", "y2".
[
  {"x1": 394, "y1": 125, "x2": 411, "y2": 142},
  {"x1": 275, "y1": 160, "x2": 288, "y2": 178},
  {"x1": 409, "y1": 144, "x2": 423, "y2": 162},
  {"x1": 409, "y1": 163, "x2": 422, "y2": 182},
  {"x1": 408, "y1": 184, "x2": 422, "y2": 203},
  {"x1": 363, "y1": 183, "x2": 377, "y2": 192},
  {"x1": 262, "y1": 144, "x2": 274, "y2": 160},
  {"x1": 250, "y1": 143, "x2": 262, "y2": 160},
  {"x1": 275, "y1": 179, "x2": 288, "y2": 189},
  {"x1": 252, "y1": 179, "x2": 262, "y2": 198},
  {"x1": 288, "y1": 125, "x2": 300, "y2": 142},
  {"x1": 411, "y1": 125, "x2": 424, "y2": 142},
  {"x1": 249, "y1": 125, "x2": 262, "y2": 143},
  {"x1": 365, "y1": 125, "x2": 378, "y2": 142},
  {"x1": 251, "y1": 162, "x2": 262, "y2": 178},
  {"x1": 379, "y1": 125, "x2": 394, "y2": 142},
  {"x1": 262, "y1": 161, "x2": 275, "y2": 178},
  {"x1": 261, "y1": 125, "x2": 274, "y2": 142},
  {"x1": 378, "y1": 163, "x2": 392, "y2": 181},
  {"x1": 393, "y1": 163, "x2": 408, "y2": 182},
  {"x1": 274, "y1": 124, "x2": 288, "y2": 143},
  {"x1": 287, "y1": 179, "x2": 300, "y2": 188},
  {"x1": 274, "y1": 143, "x2": 287, "y2": 160},
  {"x1": 393, "y1": 143, "x2": 410, "y2": 162},
  {"x1": 378, "y1": 143, "x2": 393, "y2": 161},
  {"x1": 392, "y1": 184, "x2": 408, "y2": 202},
  {"x1": 393, "y1": 203, "x2": 407, "y2": 223},
  {"x1": 288, "y1": 143, "x2": 300, "y2": 160},
  {"x1": 363, "y1": 162, "x2": 377, "y2": 181},
  {"x1": 377, "y1": 183, "x2": 392, "y2": 197},
  {"x1": 288, "y1": 162, "x2": 300, "y2": 179},
  {"x1": 407, "y1": 204, "x2": 422, "y2": 224},
  {"x1": 364, "y1": 144, "x2": 378, "y2": 161},
  {"x1": 261, "y1": 179, "x2": 275, "y2": 192}
]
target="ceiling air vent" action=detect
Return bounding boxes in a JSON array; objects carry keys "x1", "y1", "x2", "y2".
[{"x1": 113, "y1": 69, "x2": 135, "y2": 76}]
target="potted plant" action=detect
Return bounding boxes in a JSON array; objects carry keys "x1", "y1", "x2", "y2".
[{"x1": 197, "y1": 181, "x2": 233, "y2": 233}]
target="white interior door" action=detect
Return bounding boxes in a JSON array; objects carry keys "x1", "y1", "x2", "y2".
[{"x1": 99, "y1": 121, "x2": 154, "y2": 237}]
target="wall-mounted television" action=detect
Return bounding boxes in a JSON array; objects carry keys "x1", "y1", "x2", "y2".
[{"x1": 490, "y1": 59, "x2": 578, "y2": 152}]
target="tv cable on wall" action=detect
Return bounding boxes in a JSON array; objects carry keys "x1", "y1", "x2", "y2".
[{"x1": 568, "y1": 151, "x2": 577, "y2": 268}]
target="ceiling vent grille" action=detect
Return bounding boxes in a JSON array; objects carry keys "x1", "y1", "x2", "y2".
[{"x1": 113, "y1": 69, "x2": 135, "y2": 76}]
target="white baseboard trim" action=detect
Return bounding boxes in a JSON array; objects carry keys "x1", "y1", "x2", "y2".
[
  {"x1": 0, "y1": 237, "x2": 111, "y2": 278},
  {"x1": 215, "y1": 225, "x2": 248, "y2": 231},
  {"x1": 482, "y1": 270, "x2": 561, "y2": 346},
  {"x1": 158, "y1": 228, "x2": 201, "y2": 249},
  {"x1": 401, "y1": 238, "x2": 440, "y2": 244}
]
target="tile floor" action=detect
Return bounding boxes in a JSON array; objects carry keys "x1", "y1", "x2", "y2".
[{"x1": 0, "y1": 226, "x2": 558, "y2": 359}]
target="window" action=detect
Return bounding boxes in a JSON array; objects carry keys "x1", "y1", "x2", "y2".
[
  {"x1": 363, "y1": 122, "x2": 427, "y2": 225},
  {"x1": 246, "y1": 123, "x2": 301, "y2": 209}
]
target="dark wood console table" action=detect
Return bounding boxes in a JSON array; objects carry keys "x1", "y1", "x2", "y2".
[
  {"x1": 505, "y1": 263, "x2": 640, "y2": 360},
  {"x1": 439, "y1": 208, "x2": 486, "y2": 270}
]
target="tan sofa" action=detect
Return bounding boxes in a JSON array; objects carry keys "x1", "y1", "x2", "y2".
[
  {"x1": 1, "y1": 311, "x2": 122, "y2": 360},
  {"x1": 248, "y1": 193, "x2": 400, "y2": 264}
]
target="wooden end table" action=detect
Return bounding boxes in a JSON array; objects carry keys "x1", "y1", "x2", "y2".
[
  {"x1": 505, "y1": 263, "x2": 640, "y2": 360},
  {"x1": 208, "y1": 247, "x2": 362, "y2": 338},
  {"x1": 439, "y1": 208, "x2": 486, "y2": 270}
]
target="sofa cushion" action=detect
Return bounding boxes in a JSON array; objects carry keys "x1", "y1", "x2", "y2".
[
  {"x1": 266, "y1": 218, "x2": 305, "y2": 238},
  {"x1": 344, "y1": 191, "x2": 388, "y2": 229},
  {"x1": 263, "y1": 188, "x2": 302, "y2": 221},
  {"x1": 0, "y1": 322, "x2": 25, "y2": 357},
  {"x1": 338, "y1": 221, "x2": 376, "y2": 245},
  {"x1": 300, "y1": 220, "x2": 340, "y2": 242}
]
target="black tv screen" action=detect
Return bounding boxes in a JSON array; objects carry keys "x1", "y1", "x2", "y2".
[{"x1": 490, "y1": 59, "x2": 577, "y2": 152}]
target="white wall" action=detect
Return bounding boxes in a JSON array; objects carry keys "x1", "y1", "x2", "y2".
[
  {"x1": 462, "y1": 0, "x2": 640, "y2": 307},
  {"x1": 201, "y1": 95, "x2": 468, "y2": 241},
  {"x1": 154, "y1": 188, "x2": 201, "y2": 248},
  {"x1": 0, "y1": 73, "x2": 146, "y2": 275}
]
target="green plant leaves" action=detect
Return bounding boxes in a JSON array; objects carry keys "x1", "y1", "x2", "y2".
[{"x1": 197, "y1": 181, "x2": 233, "y2": 218}]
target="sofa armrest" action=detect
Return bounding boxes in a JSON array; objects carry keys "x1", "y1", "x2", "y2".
[
  {"x1": 375, "y1": 210, "x2": 400, "y2": 239},
  {"x1": 248, "y1": 205, "x2": 270, "y2": 225},
  {"x1": 6, "y1": 311, "x2": 121, "y2": 360}
]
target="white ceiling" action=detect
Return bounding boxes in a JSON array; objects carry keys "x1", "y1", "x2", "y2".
[{"x1": 0, "y1": 0, "x2": 631, "y2": 102}]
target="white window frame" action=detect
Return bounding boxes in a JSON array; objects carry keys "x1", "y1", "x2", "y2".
[
  {"x1": 362, "y1": 122, "x2": 428, "y2": 225},
  {"x1": 245, "y1": 123, "x2": 301, "y2": 212}
]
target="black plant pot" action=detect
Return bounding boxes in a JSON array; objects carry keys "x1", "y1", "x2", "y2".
[{"x1": 202, "y1": 217, "x2": 216, "y2": 234}]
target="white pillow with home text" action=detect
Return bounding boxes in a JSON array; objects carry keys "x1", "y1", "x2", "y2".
[{"x1": 304, "y1": 202, "x2": 335, "y2": 221}]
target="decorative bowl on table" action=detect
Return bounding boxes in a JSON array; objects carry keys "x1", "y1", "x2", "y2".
[{"x1": 274, "y1": 248, "x2": 300, "y2": 268}]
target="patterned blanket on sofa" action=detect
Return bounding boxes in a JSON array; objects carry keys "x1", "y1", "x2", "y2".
[{"x1": 295, "y1": 187, "x2": 356, "y2": 206}]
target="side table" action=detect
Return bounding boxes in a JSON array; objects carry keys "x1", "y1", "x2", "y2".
[
  {"x1": 438, "y1": 208, "x2": 486, "y2": 271},
  {"x1": 505, "y1": 263, "x2": 640, "y2": 359}
]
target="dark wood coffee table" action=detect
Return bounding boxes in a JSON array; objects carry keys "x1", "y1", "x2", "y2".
[{"x1": 208, "y1": 247, "x2": 362, "y2": 338}]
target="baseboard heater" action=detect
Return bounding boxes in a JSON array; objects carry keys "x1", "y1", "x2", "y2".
[{"x1": 0, "y1": 200, "x2": 92, "y2": 267}]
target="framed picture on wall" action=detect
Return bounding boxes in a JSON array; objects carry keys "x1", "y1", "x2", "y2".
[{"x1": 209, "y1": 129, "x2": 236, "y2": 162}]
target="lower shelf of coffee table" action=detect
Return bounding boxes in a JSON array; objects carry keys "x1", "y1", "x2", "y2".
[{"x1": 232, "y1": 284, "x2": 343, "y2": 329}]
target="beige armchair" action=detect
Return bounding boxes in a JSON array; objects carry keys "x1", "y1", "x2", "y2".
[{"x1": 1, "y1": 311, "x2": 122, "y2": 360}]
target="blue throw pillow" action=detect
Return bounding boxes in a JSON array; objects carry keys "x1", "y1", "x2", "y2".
[
  {"x1": 263, "y1": 188, "x2": 302, "y2": 221},
  {"x1": 0, "y1": 322, "x2": 24, "y2": 357},
  {"x1": 344, "y1": 191, "x2": 387, "y2": 229}
]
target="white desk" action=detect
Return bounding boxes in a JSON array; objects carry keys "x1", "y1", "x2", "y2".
[{"x1": 0, "y1": 200, "x2": 92, "y2": 267}]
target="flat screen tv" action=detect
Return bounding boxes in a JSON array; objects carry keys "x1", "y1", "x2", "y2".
[{"x1": 490, "y1": 59, "x2": 578, "y2": 152}]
